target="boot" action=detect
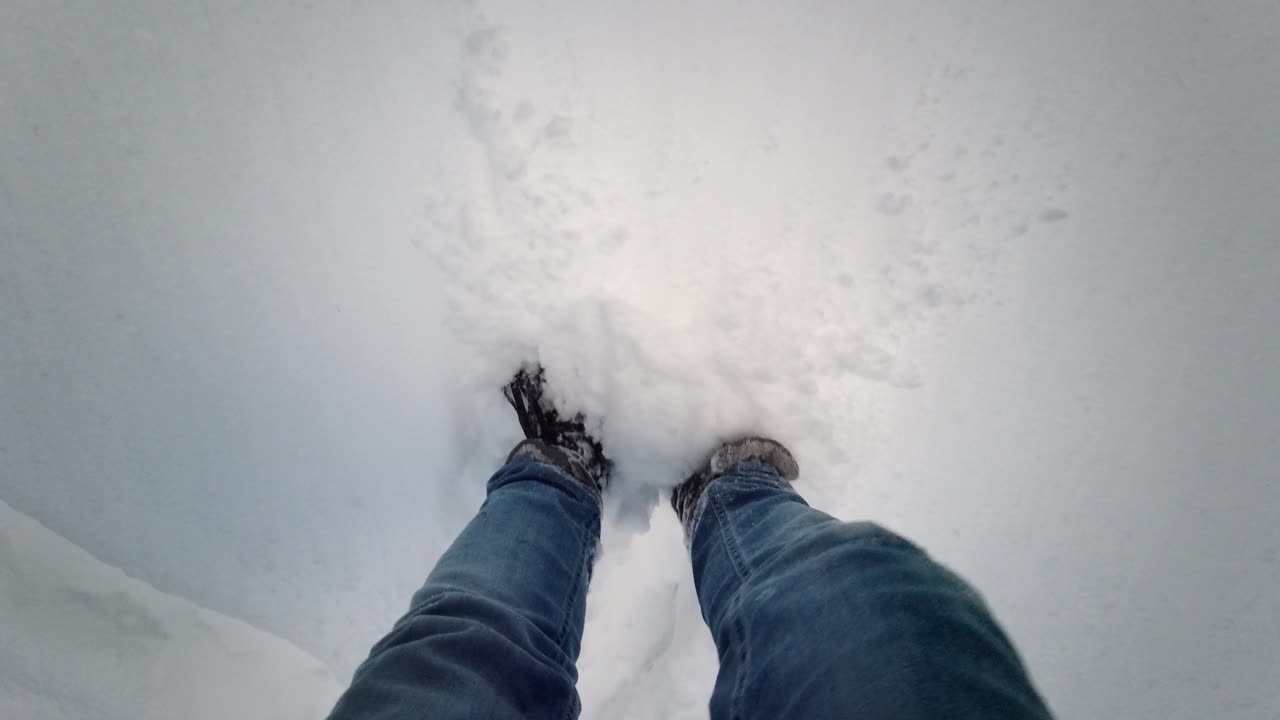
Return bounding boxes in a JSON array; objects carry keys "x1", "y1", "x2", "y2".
[
  {"x1": 503, "y1": 365, "x2": 612, "y2": 494},
  {"x1": 670, "y1": 437, "x2": 799, "y2": 540}
]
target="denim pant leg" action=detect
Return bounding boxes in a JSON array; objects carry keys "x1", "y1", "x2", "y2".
[
  {"x1": 328, "y1": 457, "x2": 601, "y2": 720},
  {"x1": 690, "y1": 460, "x2": 1053, "y2": 720}
]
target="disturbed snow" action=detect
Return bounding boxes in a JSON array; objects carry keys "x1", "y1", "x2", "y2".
[{"x1": 2, "y1": 2, "x2": 1278, "y2": 719}]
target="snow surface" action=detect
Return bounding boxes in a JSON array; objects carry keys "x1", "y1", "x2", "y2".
[
  {"x1": 0, "y1": 498, "x2": 340, "y2": 719},
  {"x1": 3, "y1": 1, "x2": 1279, "y2": 718}
]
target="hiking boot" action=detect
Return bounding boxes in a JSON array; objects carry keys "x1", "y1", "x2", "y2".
[
  {"x1": 503, "y1": 365, "x2": 612, "y2": 494},
  {"x1": 670, "y1": 436, "x2": 799, "y2": 540}
]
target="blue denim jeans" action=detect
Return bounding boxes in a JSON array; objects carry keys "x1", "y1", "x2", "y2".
[{"x1": 328, "y1": 457, "x2": 1052, "y2": 719}]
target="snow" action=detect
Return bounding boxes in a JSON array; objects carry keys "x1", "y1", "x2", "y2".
[
  {"x1": 2, "y1": 1, "x2": 1279, "y2": 719},
  {"x1": 0, "y1": 497, "x2": 340, "y2": 719}
]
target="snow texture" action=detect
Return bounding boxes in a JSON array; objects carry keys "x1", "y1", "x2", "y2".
[
  {"x1": 2, "y1": 1, "x2": 1279, "y2": 719},
  {"x1": 0, "y1": 498, "x2": 340, "y2": 719}
]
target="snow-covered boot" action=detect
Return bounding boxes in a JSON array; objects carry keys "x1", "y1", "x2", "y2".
[
  {"x1": 503, "y1": 365, "x2": 612, "y2": 494},
  {"x1": 670, "y1": 437, "x2": 800, "y2": 541}
]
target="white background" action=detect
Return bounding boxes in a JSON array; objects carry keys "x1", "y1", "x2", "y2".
[{"x1": 3, "y1": 1, "x2": 1278, "y2": 718}]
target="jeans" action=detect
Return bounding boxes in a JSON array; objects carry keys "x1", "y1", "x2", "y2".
[{"x1": 328, "y1": 457, "x2": 1052, "y2": 719}]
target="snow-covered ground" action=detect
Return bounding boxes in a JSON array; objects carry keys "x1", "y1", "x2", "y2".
[
  {"x1": 2, "y1": 1, "x2": 1278, "y2": 718},
  {"x1": 0, "y1": 498, "x2": 340, "y2": 719}
]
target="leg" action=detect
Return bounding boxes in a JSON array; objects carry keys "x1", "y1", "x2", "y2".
[
  {"x1": 687, "y1": 457, "x2": 1053, "y2": 719},
  {"x1": 327, "y1": 457, "x2": 600, "y2": 720}
]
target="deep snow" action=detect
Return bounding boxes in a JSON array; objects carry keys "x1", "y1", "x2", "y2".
[
  {"x1": 0, "y1": 498, "x2": 340, "y2": 719},
  {"x1": 2, "y1": 1, "x2": 1278, "y2": 718}
]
